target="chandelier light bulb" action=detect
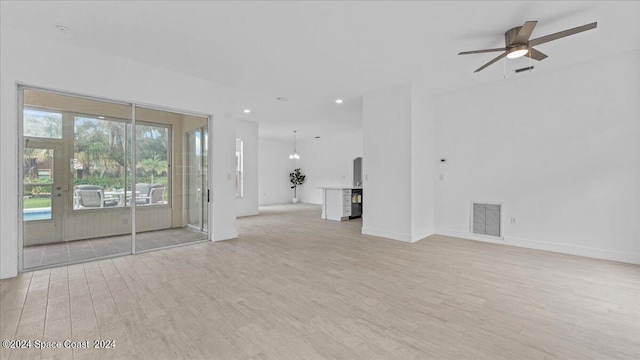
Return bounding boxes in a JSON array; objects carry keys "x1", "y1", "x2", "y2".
[{"x1": 289, "y1": 130, "x2": 300, "y2": 160}]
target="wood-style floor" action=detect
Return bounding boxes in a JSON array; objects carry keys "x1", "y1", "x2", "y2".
[{"x1": 1, "y1": 203, "x2": 639, "y2": 359}]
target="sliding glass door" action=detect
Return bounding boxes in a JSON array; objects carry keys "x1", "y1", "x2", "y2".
[
  {"x1": 19, "y1": 87, "x2": 211, "y2": 271},
  {"x1": 21, "y1": 89, "x2": 133, "y2": 269},
  {"x1": 134, "y1": 107, "x2": 208, "y2": 252},
  {"x1": 186, "y1": 127, "x2": 208, "y2": 232}
]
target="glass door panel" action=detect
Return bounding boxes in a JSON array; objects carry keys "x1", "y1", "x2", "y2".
[
  {"x1": 23, "y1": 142, "x2": 62, "y2": 250},
  {"x1": 186, "y1": 126, "x2": 208, "y2": 234},
  {"x1": 22, "y1": 88, "x2": 132, "y2": 270},
  {"x1": 135, "y1": 107, "x2": 207, "y2": 253},
  {"x1": 186, "y1": 130, "x2": 202, "y2": 230},
  {"x1": 202, "y1": 128, "x2": 208, "y2": 232}
]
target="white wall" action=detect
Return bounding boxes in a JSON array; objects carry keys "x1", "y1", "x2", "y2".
[
  {"x1": 362, "y1": 84, "x2": 413, "y2": 242},
  {"x1": 411, "y1": 82, "x2": 437, "y2": 241},
  {"x1": 1, "y1": 28, "x2": 238, "y2": 279},
  {"x1": 434, "y1": 50, "x2": 640, "y2": 264},
  {"x1": 296, "y1": 130, "x2": 363, "y2": 204},
  {"x1": 259, "y1": 137, "x2": 295, "y2": 205},
  {"x1": 236, "y1": 120, "x2": 259, "y2": 216}
]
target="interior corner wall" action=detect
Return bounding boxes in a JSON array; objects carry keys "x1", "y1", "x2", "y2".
[
  {"x1": 0, "y1": 28, "x2": 238, "y2": 279},
  {"x1": 236, "y1": 119, "x2": 259, "y2": 217},
  {"x1": 434, "y1": 50, "x2": 640, "y2": 264},
  {"x1": 362, "y1": 83, "x2": 413, "y2": 242},
  {"x1": 259, "y1": 137, "x2": 296, "y2": 205},
  {"x1": 410, "y1": 82, "x2": 437, "y2": 242},
  {"x1": 296, "y1": 130, "x2": 363, "y2": 205}
]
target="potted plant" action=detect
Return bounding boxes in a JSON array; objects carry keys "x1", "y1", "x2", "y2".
[{"x1": 289, "y1": 168, "x2": 306, "y2": 203}]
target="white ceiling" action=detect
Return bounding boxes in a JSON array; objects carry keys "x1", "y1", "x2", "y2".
[{"x1": 2, "y1": 1, "x2": 639, "y2": 140}]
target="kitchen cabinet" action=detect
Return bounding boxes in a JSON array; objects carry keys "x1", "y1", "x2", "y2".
[{"x1": 319, "y1": 187, "x2": 362, "y2": 221}]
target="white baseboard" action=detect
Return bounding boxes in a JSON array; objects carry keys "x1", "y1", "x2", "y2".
[
  {"x1": 411, "y1": 230, "x2": 435, "y2": 243},
  {"x1": 259, "y1": 202, "x2": 321, "y2": 206},
  {"x1": 214, "y1": 231, "x2": 238, "y2": 241},
  {"x1": 362, "y1": 227, "x2": 413, "y2": 243},
  {"x1": 236, "y1": 210, "x2": 259, "y2": 218},
  {"x1": 1, "y1": 268, "x2": 18, "y2": 280},
  {"x1": 436, "y1": 227, "x2": 640, "y2": 265}
]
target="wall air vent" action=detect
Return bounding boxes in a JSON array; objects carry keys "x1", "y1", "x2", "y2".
[{"x1": 472, "y1": 202, "x2": 502, "y2": 238}]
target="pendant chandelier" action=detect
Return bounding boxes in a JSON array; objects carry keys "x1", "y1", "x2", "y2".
[{"x1": 289, "y1": 130, "x2": 300, "y2": 160}]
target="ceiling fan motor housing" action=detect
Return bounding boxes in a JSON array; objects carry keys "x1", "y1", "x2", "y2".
[{"x1": 505, "y1": 26, "x2": 524, "y2": 47}]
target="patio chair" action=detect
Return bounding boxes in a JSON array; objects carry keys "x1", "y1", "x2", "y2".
[
  {"x1": 135, "y1": 184, "x2": 165, "y2": 205},
  {"x1": 148, "y1": 186, "x2": 165, "y2": 204},
  {"x1": 74, "y1": 185, "x2": 118, "y2": 208}
]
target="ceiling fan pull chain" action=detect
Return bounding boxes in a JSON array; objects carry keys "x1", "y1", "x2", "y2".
[{"x1": 503, "y1": 57, "x2": 506, "y2": 79}]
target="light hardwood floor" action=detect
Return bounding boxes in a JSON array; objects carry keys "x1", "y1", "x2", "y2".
[{"x1": 1, "y1": 203, "x2": 639, "y2": 359}]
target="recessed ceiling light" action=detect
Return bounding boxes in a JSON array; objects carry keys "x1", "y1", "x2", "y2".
[
  {"x1": 98, "y1": 116, "x2": 105, "y2": 119},
  {"x1": 56, "y1": 24, "x2": 70, "y2": 33},
  {"x1": 243, "y1": 109, "x2": 251, "y2": 114},
  {"x1": 335, "y1": 99, "x2": 343, "y2": 104}
]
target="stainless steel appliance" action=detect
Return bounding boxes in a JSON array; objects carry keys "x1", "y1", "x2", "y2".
[{"x1": 350, "y1": 189, "x2": 362, "y2": 219}]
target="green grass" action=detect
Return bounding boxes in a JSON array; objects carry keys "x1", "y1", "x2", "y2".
[{"x1": 23, "y1": 197, "x2": 51, "y2": 209}]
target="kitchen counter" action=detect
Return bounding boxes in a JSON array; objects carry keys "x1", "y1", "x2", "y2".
[{"x1": 318, "y1": 187, "x2": 363, "y2": 221}]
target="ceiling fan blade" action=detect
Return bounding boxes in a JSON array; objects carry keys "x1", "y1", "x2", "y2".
[
  {"x1": 458, "y1": 47, "x2": 506, "y2": 55},
  {"x1": 474, "y1": 52, "x2": 508, "y2": 73},
  {"x1": 525, "y1": 48, "x2": 548, "y2": 61},
  {"x1": 511, "y1": 21, "x2": 538, "y2": 44},
  {"x1": 528, "y1": 22, "x2": 597, "y2": 47}
]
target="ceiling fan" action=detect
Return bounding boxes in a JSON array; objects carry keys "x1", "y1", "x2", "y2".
[{"x1": 459, "y1": 21, "x2": 597, "y2": 73}]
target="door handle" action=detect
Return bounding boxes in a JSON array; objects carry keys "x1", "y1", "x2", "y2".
[{"x1": 56, "y1": 193, "x2": 62, "y2": 197}]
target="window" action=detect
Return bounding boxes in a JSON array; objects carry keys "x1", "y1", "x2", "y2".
[
  {"x1": 23, "y1": 109, "x2": 62, "y2": 139},
  {"x1": 73, "y1": 116, "x2": 127, "y2": 209},
  {"x1": 72, "y1": 118, "x2": 171, "y2": 209},
  {"x1": 236, "y1": 138, "x2": 243, "y2": 198},
  {"x1": 134, "y1": 123, "x2": 170, "y2": 206}
]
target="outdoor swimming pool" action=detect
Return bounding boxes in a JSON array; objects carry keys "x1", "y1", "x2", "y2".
[{"x1": 23, "y1": 208, "x2": 52, "y2": 221}]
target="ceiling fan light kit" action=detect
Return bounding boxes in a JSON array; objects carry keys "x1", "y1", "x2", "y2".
[
  {"x1": 459, "y1": 20, "x2": 597, "y2": 73},
  {"x1": 506, "y1": 45, "x2": 529, "y2": 59}
]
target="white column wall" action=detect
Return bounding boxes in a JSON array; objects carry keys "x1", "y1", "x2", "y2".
[
  {"x1": 411, "y1": 82, "x2": 437, "y2": 242},
  {"x1": 236, "y1": 119, "x2": 259, "y2": 217},
  {"x1": 362, "y1": 84, "x2": 413, "y2": 242}
]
